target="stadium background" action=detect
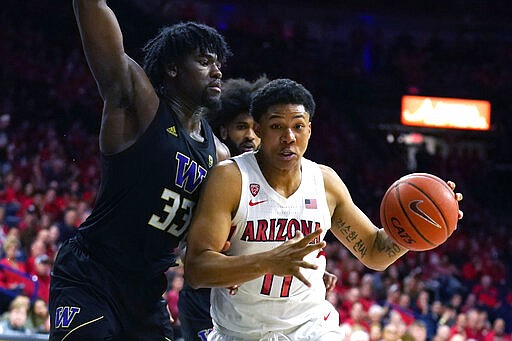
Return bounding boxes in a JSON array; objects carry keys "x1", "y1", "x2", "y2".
[{"x1": 0, "y1": 0, "x2": 511, "y2": 339}]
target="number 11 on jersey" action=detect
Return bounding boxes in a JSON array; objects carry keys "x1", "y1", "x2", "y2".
[{"x1": 260, "y1": 274, "x2": 293, "y2": 297}]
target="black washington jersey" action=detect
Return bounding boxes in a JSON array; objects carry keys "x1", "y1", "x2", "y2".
[{"x1": 77, "y1": 100, "x2": 216, "y2": 278}]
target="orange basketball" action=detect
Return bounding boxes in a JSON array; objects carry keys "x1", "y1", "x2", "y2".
[{"x1": 380, "y1": 173, "x2": 459, "y2": 251}]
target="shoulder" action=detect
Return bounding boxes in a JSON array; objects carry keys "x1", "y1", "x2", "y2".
[
  {"x1": 213, "y1": 134, "x2": 230, "y2": 162},
  {"x1": 208, "y1": 159, "x2": 241, "y2": 183},
  {"x1": 318, "y1": 164, "x2": 352, "y2": 207},
  {"x1": 319, "y1": 164, "x2": 340, "y2": 185},
  {"x1": 201, "y1": 160, "x2": 242, "y2": 212}
]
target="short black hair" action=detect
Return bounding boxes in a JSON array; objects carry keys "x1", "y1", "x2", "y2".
[
  {"x1": 250, "y1": 79, "x2": 316, "y2": 122},
  {"x1": 142, "y1": 22, "x2": 231, "y2": 96},
  {"x1": 214, "y1": 75, "x2": 269, "y2": 128}
]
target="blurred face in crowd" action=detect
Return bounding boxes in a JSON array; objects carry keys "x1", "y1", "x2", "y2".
[
  {"x1": 382, "y1": 324, "x2": 400, "y2": 341},
  {"x1": 493, "y1": 318, "x2": 506, "y2": 335},
  {"x1": 9, "y1": 307, "x2": 27, "y2": 328},
  {"x1": 33, "y1": 299, "x2": 49, "y2": 318},
  {"x1": 220, "y1": 112, "x2": 260, "y2": 154},
  {"x1": 408, "y1": 323, "x2": 427, "y2": 341}
]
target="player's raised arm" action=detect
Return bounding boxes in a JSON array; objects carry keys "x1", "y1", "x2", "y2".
[
  {"x1": 73, "y1": 0, "x2": 131, "y2": 98},
  {"x1": 73, "y1": 0, "x2": 158, "y2": 154},
  {"x1": 322, "y1": 165, "x2": 408, "y2": 271},
  {"x1": 184, "y1": 161, "x2": 325, "y2": 289}
]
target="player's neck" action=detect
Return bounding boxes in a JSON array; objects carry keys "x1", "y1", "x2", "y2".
[
  {"x1": 256, "y1": 154, "x2": 302, "y2": 198},
  {"x1": 165, "y1": 95, "x2": 205, "y2": 135}
]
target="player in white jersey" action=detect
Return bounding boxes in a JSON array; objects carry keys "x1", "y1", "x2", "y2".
[
  {"x1": 209, "y1": 153, "x2": 339, "y2": 340},
  {"x1": 184, "y1": 79, "x2": 464, "y2": 341}
]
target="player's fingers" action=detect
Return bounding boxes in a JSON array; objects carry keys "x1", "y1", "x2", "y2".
[
  {"x1": 455, "y1": 192, "x2": 463, "y2": 201},
  {"x1": 294, "y1": 271, "x2": 312, "y2": 288},
  {"x1": 303, "y1": 241, "x2": 326, "y2": 255},
  {"x1": 325, "y1": 272, "x2": 337, "y2": 291},
  {"x1": 296, "y1": 229, "x2": 323, "y2": 247},
  {"x1": 221, "y1": 241, "x2": 231, "y2": 253},
  {"x1": 324, "y1": 277, "x2": 335, "y2": 292},
  {"x1": 289, "y1": 230, "x2": 304, "y2": 243},
  {"x1": 228, "y1": 285, "x2": 239, "y2": 295},
  {"x1": 458, "y1": 210, "x2": 464, "y2": 220},
  {"x1": 166, "y1": 305, "x2": 174, "y2": 323},
  {"x1": 298, "y1": 260, "x2": 318, "y2": 271},
  {"x1": 447, "y1": 180, "x2": 456, "y2": 190}
]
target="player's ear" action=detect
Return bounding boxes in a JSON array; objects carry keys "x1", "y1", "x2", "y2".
[
  {"x1": 219, "y1": 125, "x2": 228, "y2": 140},
  {"x1": 254, "y1": 122, "x2": 262, "y2": 138},
  {"x1": 166, "y1": 64, "x2": 178, "y2": 78}
]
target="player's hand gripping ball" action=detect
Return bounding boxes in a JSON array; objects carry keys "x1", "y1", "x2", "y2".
[{"x1": 380, "y1": 173, "x2": 460, "y2": 251}]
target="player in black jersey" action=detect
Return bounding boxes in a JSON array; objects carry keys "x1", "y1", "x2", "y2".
[
  {"x1": 178, "y1": 76, "x2": 268, "y2": 341},
  {"x1": 49, "y1": 1, "x2": 230, "y2": 340}
]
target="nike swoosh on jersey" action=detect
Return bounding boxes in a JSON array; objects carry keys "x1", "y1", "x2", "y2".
[
  {"x1": 323, "y1": 312, "x2": 331, "y2": 321},
  {"x1": 249, "y1": 199, "x2": 267, "y2": 206},
  {"x1": 409, "y1": 200, "x2": 442, "y2": 228}
]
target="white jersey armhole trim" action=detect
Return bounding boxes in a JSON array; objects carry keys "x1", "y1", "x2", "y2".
[{"x1": 231, "y1": 156, "x2": 247, "y2": 229}]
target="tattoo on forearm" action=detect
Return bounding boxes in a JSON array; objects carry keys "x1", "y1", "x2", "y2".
[
  {"x1": 334, "y1": 218, "x2": 367, "y2": 259},
  {"x1": 374, "y1": 230, "x2": 401, "y2": 258}
]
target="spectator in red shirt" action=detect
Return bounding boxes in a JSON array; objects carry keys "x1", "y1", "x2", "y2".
[
  {"x1": 472, "y1": 275, "x2": 501, "y2": 314},
  {"x1": 449, "y1": 312, "x2": 467, "y2": 339},
  {"x1": 166, "y1": 272, "x2": 183, "y2": 327},
  {"x1": 464, "y1": 308, "x2": 486, "y2": 341},
  {"x1": 0, "y1": 235, "x2": 31, "y2": 296},
  {"x1": 484, "y1": 318, "x2": 511, "y2": 341},
  {"x1": 340, "y1": 301, "x2": 370, "y2": 336},
  {"x1": 360, "y1": 274, "x2": 377, "y2": 312},
  {"x1": 26, "y1": 254, "x2": 51, "y2": 303},
  {"x1": 24, "y1": 238, "x2": 47, "y2": 276},
  {"x1": 461, "y1": 255, "x2": 482, "y2": 285}
]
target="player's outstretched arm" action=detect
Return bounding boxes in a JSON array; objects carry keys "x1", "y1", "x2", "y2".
[
  {"x1": 73, "y1": 0, "x2": 158, "y2": 154},
  {"x1": 73, "y1": 0, "x2": 132, "y2": 98},
  {"x1": 184, "y1": 161, "x2": 326, "y2": 289},
  {"x1": 322, "y1": 165, "x2": 408, "y2": 271}
]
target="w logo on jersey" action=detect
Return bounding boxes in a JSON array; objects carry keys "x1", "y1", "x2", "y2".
[
  {"x1": 55, "y1": 306, "x2": 80, "y2": 328},
  {"x1": 175, "y1": 152, "x2": 208, "y2": 194}
]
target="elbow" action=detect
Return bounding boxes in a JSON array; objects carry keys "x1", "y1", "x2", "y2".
[
  {"x1": 184, "y1": 273, "x2": 202, "y2": 290},
  {"x1": 183, "y1": 255, "x2": 208, "y2": 289},
  {"x1": 361, "y1": 258, "x2": 392, "y2": 272},
  {"x1": 183, "y1": 260, "x2": 202, "y2": 289},
  {"x1": 366, "y1": 263, "x2": 389, "y2": 272}
]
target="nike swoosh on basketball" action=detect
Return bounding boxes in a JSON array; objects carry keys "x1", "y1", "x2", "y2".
[
  {"x1": 249, "y1": 199, "x2": 267, "y2": 206},
  {"x1": 323, "y1": 312, "x2": 331, "y2": 321},
  {"x1": 409, "y1": 200, "x2": 442, "y2": 228}
]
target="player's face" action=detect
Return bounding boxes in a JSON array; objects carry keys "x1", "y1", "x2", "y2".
[
  {"x1": 222, "y1": 113, "x2": 260, "y2": 155},
  {"x1": 175, "y1": 50, "x2": 222, "y2": 111},
  {"x1": 255, "y1": 103, "x2": 311, "y2": 171}
]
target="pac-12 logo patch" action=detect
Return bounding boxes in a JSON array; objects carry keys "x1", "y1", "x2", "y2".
[
  {"x1": 250, "y1": 183, "x2": 260, "y2": 197},
  {"x1": 55, "y1": 306, "x2": 81, "y2": 328}
]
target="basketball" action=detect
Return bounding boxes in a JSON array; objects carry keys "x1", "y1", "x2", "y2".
[{"x1": 380, "y1": 173, "x2": 459, "y2": 251}]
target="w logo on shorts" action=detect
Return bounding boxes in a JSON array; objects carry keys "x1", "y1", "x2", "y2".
[
  {"x1": 198, "y1": 328, "x2": 212, "y2": 341},
  {"x1": 55, "y1": 306, "x2": 81, "y2": 328}
]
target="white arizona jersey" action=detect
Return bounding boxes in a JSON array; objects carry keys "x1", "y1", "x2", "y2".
[{"x1": 210, "y1": 152, "x2": 334, "y2": 338}]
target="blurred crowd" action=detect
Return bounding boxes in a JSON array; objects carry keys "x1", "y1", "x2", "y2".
[{"x1": 0, "y1": 0, "x2": 511, "y2": 339}]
